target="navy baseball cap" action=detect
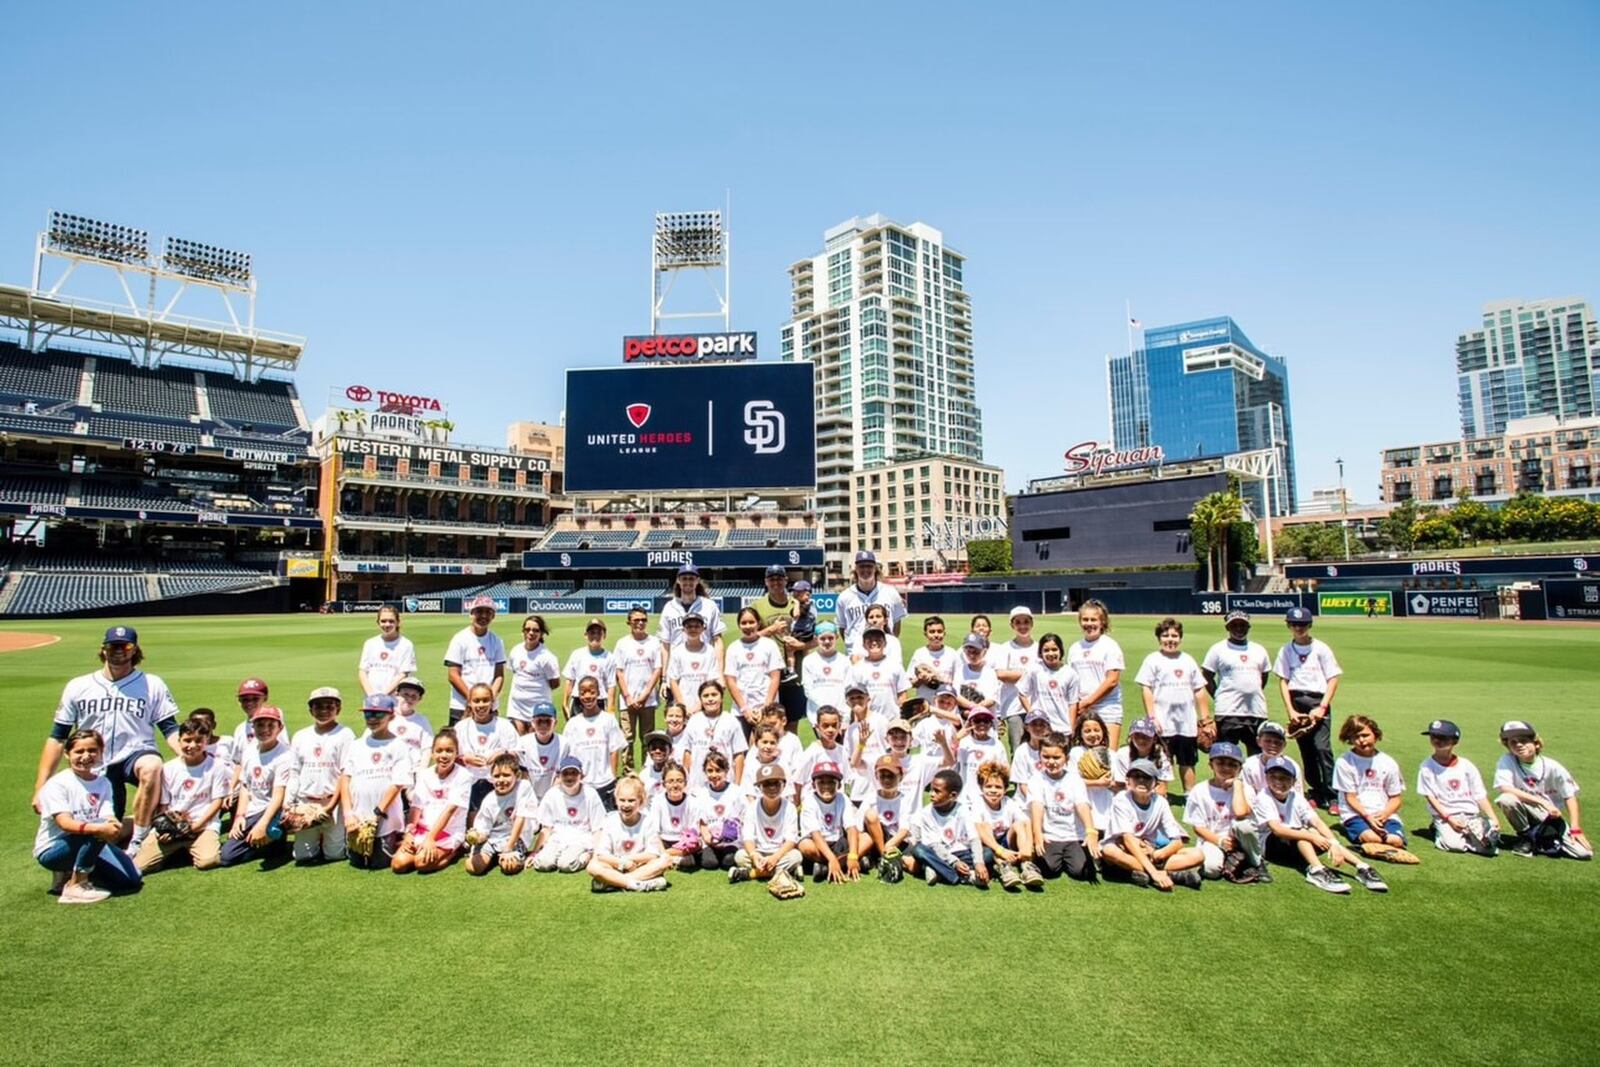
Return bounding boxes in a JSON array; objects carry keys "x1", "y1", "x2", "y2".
[
  {"x1": 934, "y1": 684, "x2": 958, "y2": 699},
  {"x1": 962, "y1": 633, "x2": 988, "y2": 650},
  {"x1": 1422, "y1": 719, "x2": 1461, "y2": 740},
  {"x1": 677, "y1": 562, "x2": 699, "y2": 576},
  {"x1": 1286, "y1": 607, "x2": 1313, "y2": 625},
  {"x1": 558, "y1": 756, "x2": 584, "y2": 773},
  {"x1": 643, "y1": 730, "x2": 671, "y2": 748},
  {"x1": 1263, "y1": 756, "x2": 1298, "y2": 779},
  {"x1": 531, "y1": 701, "x2": 557, "y2": 720},
  {"x1": 103, "y1": 625, "x2": 137, "y2": 644},
  {"x1": 1129, "y1": 716, "x2": 1159, "y2": 738},
  {"x1": 854, "y1": 550, "x2": 877, "y2": 566},
  {"x1": 362, "y1": 693, "x2": 396, "y2": 714},
  {"x1": 764, "y1": 564, "x2": 788, "y2": 578},
  {"x1": 792, "y1": 579, "x2": 813, "y2": 592},
  {"x1": 1208, "y1": 741, "x2": 1244, "y2": 763}
]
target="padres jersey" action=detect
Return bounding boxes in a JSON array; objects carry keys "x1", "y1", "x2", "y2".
[{"x1": 53, "y1": 668, "x2": 179, "y2": 769}]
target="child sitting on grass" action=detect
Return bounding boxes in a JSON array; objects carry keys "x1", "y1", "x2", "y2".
[
  {"x1": 465, "y1": 752, "x2": 536, "y2": 876},
  {"x1": 730, "y1": 763, "x2": 804, "y2": 899},
  {"x1": 1416, "y1": 719, "x2": 1500, "y2": 857},
  {"x1": 1099, "y1": 759, "x2": 1203, "y2": 891},
  {"x1": 909, "y1": 769, "x2": 986, "y2": 888},
  {"x1": 1494, "y1": 720, "x2": 1592, "y2": 860},
  {"x1": 586, "y1": 775, "x2": 672, "y2": 892},
  {"x1": 393, "y1": 730, "x2": 469, "y2": 875},
  {"x1": 531, "y1": 756, "x2": 607, "y2": 873},
  {"x1": 1254, "y1": 757, "x2": 1387, "y2": 895},
  {"x1": 1333, "y1": 714, "x2": 1418, "y2": 864},
  {"x1": 34, "y1": 729, "x2": 141, "y2": 904}
]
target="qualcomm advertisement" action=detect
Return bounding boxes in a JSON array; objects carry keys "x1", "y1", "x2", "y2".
[{"x1": 565, "y1": 362, "x2": 816, "y2": 493}]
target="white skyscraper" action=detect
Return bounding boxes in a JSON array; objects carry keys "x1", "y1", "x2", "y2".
[{"x1": 781, "y1": 215, "x2": 982, "y2": 578}]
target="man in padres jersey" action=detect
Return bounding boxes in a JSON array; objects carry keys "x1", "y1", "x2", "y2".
[{"x1": 33, "y1": 625, "x2": 181, "y2": 853}]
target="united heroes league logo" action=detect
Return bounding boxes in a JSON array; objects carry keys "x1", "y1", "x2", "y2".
[{"x1": 585, "y1": 399, "x2": 787, "y2": 456}]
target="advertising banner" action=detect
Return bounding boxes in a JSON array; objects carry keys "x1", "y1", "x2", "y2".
[
  {"x1": 522, "y1": 546, "x2": 823, "y2": 569},
  {"x1": 1543, "y1": 579, "x2": 1600, "y2": 621},
  {"x1": 1317, "y1": 590, "x2": 1393, "y2": 616},
  {"x1": 1400, "y1": 591, "x2": 1489, "y2": 618}
]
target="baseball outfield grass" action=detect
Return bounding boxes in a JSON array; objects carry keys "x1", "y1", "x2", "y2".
[{"x1": 2, "y1": 612, "x2": 1596, "y2": 1065}]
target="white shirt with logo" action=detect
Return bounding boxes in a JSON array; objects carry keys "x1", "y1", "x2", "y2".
[
  {"x1": 1134, "y1": 651, "x2": 1206, "y2": 737},
  {"x1": 359, "y1": 634, "x2": 417, "y2": 695},
  {"x1": 562, "y1": 711, "x2": 628, "y2": 789},
  {"x1": 1068, "y1": 636, "x2": 1125, "y2": 716},
  {"x1": 506, "y1": 643, "x2": 561, "y2": 721},
  {"x1": 1333, "y1": 751, "x2": 1406, "y2": 824},
  {"x1": 444, "y1": 627, "x2": 507, "y2": 711},
  {"x1": 1417, "y1": 756, "x2": 1487, "y2": 818},
  {"x1": 1201, "y1": 640, "x2": 1271, "y2": 720},
  {"x1": 34, "y1": 770, "x2": 114, "y2": 857}
]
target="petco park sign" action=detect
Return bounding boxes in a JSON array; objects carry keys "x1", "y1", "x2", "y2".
[
  {"x1": 1063, "y1": 440, "x2": 1166, "y2": 477},
  {"x1": 343, "y1": 384, "x2": 444, "y2": 413},
  {"x1": 622, "y1": 332, "x2": 757, "y2": 363}
]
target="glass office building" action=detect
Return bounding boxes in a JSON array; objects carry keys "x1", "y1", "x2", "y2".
[
  {"x1": 1108, "y1": 316, "x2": 1296, "y2": 516},
  {"x1": 1456, "y1": 297, "x2": 1599, "y2": 438}
]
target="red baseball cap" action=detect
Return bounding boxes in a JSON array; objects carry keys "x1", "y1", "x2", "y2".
[
  {"x1": 237, "y1": 678, "x2": 268, "y2": 697},
  {"x1": 250, "y1": 705, "x2": 284, "y2": 723}
]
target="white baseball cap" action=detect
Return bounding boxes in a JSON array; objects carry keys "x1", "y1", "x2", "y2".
[{"x1": 1009, "y1": 605, "x2": 1034, "y2": 619}]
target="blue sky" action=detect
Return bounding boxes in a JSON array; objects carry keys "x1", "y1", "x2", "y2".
[{"x1": 3, "y1": 2, "x2": 1597, "y2": 503}]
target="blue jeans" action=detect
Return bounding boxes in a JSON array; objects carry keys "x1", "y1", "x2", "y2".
[
  {"x1": 911, "y1": 844, "x2": 996, "y2": 885},
  {"x1": 1342, "y1": 815, "x2": 1405, "y2": 844},
  {"x1": 37, "y1": 835, "x2": 143, "y2": 893},
  {"x1": 219, "y1": 812, "x2": 285, "y2": 867}
]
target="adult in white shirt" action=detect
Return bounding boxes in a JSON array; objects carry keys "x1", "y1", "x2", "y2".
[
  {"x1": 357, "y1": 605, "x2": 417, "y2": 697},
  {"x1": 1201, "y1": 611, "x2": 1272, "y2": 756},
  {"x1": 444, "y1": 596, "x2": 507, "y2": 725},
  {"x1": 992, "y1": 605, "x2": 1039, "y2": 751},
  {"x1": 656, "y1": 563, "x2": 726, "y2": 659},
  {"x1": 833, "y1": 550, "x2": 907, "y2": 650}
]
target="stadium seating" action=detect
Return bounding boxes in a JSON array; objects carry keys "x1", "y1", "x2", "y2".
[
  {"x1": 86, "y1": 415, "x2": 203, "y2": 446},
  {"x1": 640, "y1": 529, "x2": 719, "y2": 548},
  {"x1": 6, "y1": 573, "x2": 148, "y2": 615},
  {"x1": 205, "y1": 373, "x2": 301, "y2": 432},
  {"x1": 158, "y1": 574, "x2": 264, "y2": 598},
  {"x1": 724, "y1": 527, "x2": 820, "y2": 547},
  {"x1": 577, "y1": 579, "x2": 665, "y2": 592},
  {"x1": 540, "y1": 529, "x2": 639, "y2": 550},
  {"x1": 79, "y1": 479, "x2": 200, "y2": 512},
  {"x1": 162, "y1": 559, "x2": 267, "y2": 578},
  {"x1": 211, "y1": 433, "x2": 310, "y2": 455},
  {"x1": 91, "y1": 360, "x2": 198, "y2": 420},
  {"x1": 26, "y1": 553, "x2": 143, "y2": 574},
  {"x1": 0, "y1": 411, "x2": 78, "y2": 436},
  {"x1": 0, "y1": 343, "x2": 84, "y2": 402},
  {"x1": 0, "y1": 475, "x2": 70, "y2": 505}
]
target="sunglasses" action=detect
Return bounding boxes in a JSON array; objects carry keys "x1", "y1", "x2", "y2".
[
  {"x1": 362, "y1": 710, "x2": 392, "y2": 718},
  {"x1": 876, "y1": 771, "x2": 901, "y2": 782}
]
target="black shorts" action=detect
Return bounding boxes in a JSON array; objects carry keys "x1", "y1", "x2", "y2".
[
  {"x1": 1166, "y1": 735, "x2": 1199, "y2": 767},
  {"x1": 104, "y1": 749, "x2": 160, "y2": 818}
]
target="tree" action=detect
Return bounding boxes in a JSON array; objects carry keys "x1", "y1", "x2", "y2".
[
  {"x1": 1190, "y1": 491, "x2": 1243, "y2": 591},
  {"x1": 1377, "y1": 498, "x2": 1420, "y2": 551},
  {"x1": 1498, "y1": 492, "x2": 1554, "y2": 541},
  {"x1": 1411, "y1": 514, "x2": 1462, "y2": 549},
  {"x1": 1448, "y1": 490, "x2": 1500, "y2": 545},
  {"x1": 966, "y1": 538, "x2": 1011, "y2": 574},
  {"x1": 1275, "y1": 523, "x2": 1347, "y2": 561}
]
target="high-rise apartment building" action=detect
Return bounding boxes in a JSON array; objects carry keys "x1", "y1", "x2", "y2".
[
  {"x1": 1456, "y1": 297, "x2": 1599, "y2": 438},
  {"x1": 1108, "y1": 315, "x2": 1296, "y2": 517},
  {"x1": 781, "y1": 215, "x2": 982, "y2": 576}
]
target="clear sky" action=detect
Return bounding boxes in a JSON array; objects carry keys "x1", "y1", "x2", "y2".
[{"x1": 3, "y1": 2, "x2": 1597, "y2": 504}]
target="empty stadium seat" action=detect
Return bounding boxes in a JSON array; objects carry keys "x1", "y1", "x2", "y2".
[
  {"x1": 91, "y1": 360, "x2": 198, "y2": 420},
  {"x1": 4, "y1": 573, "x2": 147, "y2": 615},
  {"x1": 0, "y1": 412, "x2": 78, "y2": 437},
  {"x1": 640, "y1": 529, "x2": 719, "y2": 548},
  {"x1": 0, "y1": 475, "x2": 70, "y2": 505},
  {"x1": 0, "y1": 343, "x2": 84, "y2": 402},
  {"x1": 540, "y1": 529, "x2": 639, "y2": 550},
  {"x1": 86, "y1": 415, "x2": 203, "y2": 446},
  {"x1": 204, "y1": 373, "x2": 301, "y2": 432}
]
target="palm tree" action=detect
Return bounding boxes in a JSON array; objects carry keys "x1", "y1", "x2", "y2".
[{"x1": 1190, "y1": 490, "x2": 1244, "y2": 591}]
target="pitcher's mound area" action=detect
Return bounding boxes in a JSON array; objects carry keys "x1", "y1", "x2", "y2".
[{"x1": 0, "y1": 632, "x2": 60, "y2": 653}]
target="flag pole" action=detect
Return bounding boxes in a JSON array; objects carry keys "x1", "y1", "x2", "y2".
[{"x1": 1125, "y1": 298, "x2": 1135, "y2": 357}]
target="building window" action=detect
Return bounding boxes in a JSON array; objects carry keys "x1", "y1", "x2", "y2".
[{"x1": 1023, "y1": 525, "x2": 1070, "y2": 541}]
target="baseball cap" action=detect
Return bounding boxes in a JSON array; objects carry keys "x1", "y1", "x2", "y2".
[
  {"x1": 1500, "y1": 719, "x2": 1536, "y2": 739},
  {"x1": 584, "y1": 617, "x2": 607, "y2": 633},
  {"x1": 764, "y1": 564, "x2": 788, "y2": 578},
  {"x1": 1129, "y1": 716, "x2": 1159, "y2": 738},
  {"x1": 467, "y1": 595, "x2": 497, "y2": 613},
  {"x1": 962, "y1": 632, "x2": 988, "y2": 651},
  {"x1": 1009, "y1": 604, "x2": 1034, "y2": 620},
  {"x1": 1263, "y1": 756, "x2": 1298, "y2": 779},
  {"x1": 677, "y1": 562, "x2": 699, "y2": 576},
  {"x1": 1225, "y1": 609, "x2": 1251, "y2": 624},
  {"x1": 811, "y1": 760, "x2": 843, "y2": 781},
  {"x1": 853, "y1": 550, "x2": 877, "y2": 566},
  {"x1": 1024, "y1": 708, "x2": 1048, "y2": 725},
  {"x1": 395, "y1": 676, "x2": 426, "y2": 694},
  {"x1": 1257, "y1": 721, "x2": 1288, "y2": 739},
  {"x1": 102, "y1": 625, "x2": 138, "y2": 645},
  {"x1": 250, "y1": 705, "x2": 284, "y2": 723},
  {"x1": 792, "y1": 580, "x2": 813, "y2": 593},
  {"x1": 643, "y1": 730, "x2": 671, "y2": 749},
  {"x1": 756, "y1": 762, "x2": 787, "y2": 783},
  {"x1": 362, "y1": 693, "x2": 396, "y2": 714},
  {"x1": 237, "y1": 678, "x2": 269, "y2": 697},
  {"x1": 557, "y1": 755, "x2": 584, "y2": 774},
  {"x1": 682, "y1": 613, "x2": 705, "y2": 626},
  {"x1": 1285, "y1": 606, "x2": 1313, "y2": 625},
  {"x1": 1422, "y1": 719, "x2": 1461, "y2": 740},
  {"x1": 1127, "y1": 758, "x2": 1159, "y2": 780},
  {"x1": 899, "y1": 696, "x2": 928, "y2": 716},
  {"x1": 307, "y1": 686, "x2": 342, "y2": 704},
  {"x1": 886, "y1": 717, "x2": 913, "y2": 735},
  {"x1": 815, "y1": 620, "x2": 837, "y2": 636},
  {"x1": 967, "y1": 708, "x2": 996, "y2": 722},
  {"x1": 844, "y1": 681, "x2": 870, "y2": 697},
  {"x1": 934, "y1": 684, "x2": 958, "y2": 699},
  {"x1": 1208, "y1": 741, "x2": 1245, "y2": 763},
  {"x1": 873, "y1": 754, "x2": 903, "y2": 774},
  {"x1": 862, "y1": 626, "x2": 887, "y2": 643},
  {"x1": 530, "y1": 701, "x2": 557, "y2": 720}
]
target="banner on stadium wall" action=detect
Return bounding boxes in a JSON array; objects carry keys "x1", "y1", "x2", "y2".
[
  {"x1": 1399, "y1": 591, "x2": 1489, "y2": 618},
  {"x1": 1317, "y1": 591, "x2": 1393, "y2": 616},
  {"x1": 461, "y1": 597, "x2": 512, "y2": 614},
  {"x1": 1193, "y1": 593, "x2": 1315, "y2": 617},
  {"x1": 1543, "y1": 579, "x2": 1600, "y2": 621},
  {"x1": 526, "y1": 598, "x2": 588, "y2": 614},
  {"x1": 346, "y1": 560, "x2": 404, "y2": 573},
  {"x1": 522, "y1": 547, "x2": 824, "y2": 569},
  {"x1": 414, "y1": 562, "x2": 494, "y2": 575},
  {"x1": 0, "y1": 501, "x2": 319, "y2": 529},
  {"x1": 403, "y1": 597, "x2": 444, "y2": 613},
  {"x1": 1286, "y1": 555, "x2": 1599, "y2": 581},
  {"x1": 809, "y1": 593, "x2": 838, "y2": 615},
  {"x1": 333, "y1": 436, "x2": 550, "y2": 472},
  {"x1": 604, "y1": 597, "x2": 656, "y2": 613},
  {"x1": 565, "y1": 362, "x2": 816, "y2": 492},
  {"x1": 285, "y1": 558, "x2": 322, "y2": 579}
]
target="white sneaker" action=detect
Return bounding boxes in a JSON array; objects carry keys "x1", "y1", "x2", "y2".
[
  {"x1": 1304, "y1": 867, "x2": 1349, "y2": 895},
  {"x1": 631, "y1": 877, "x2": 669, "y2": 892},
  {"x1": 58, "y1": 884, "x2": 110, "y2": 905}
]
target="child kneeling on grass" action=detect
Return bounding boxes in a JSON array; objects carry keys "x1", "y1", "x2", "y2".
[
  {"x1": 1494, "y1": 720, "x2": 1591, "y2": 860},
  {"x1": 531, "y1": 756, "x2": 607, "y2": 873},
  {"x1": 1099, "y1": 759, "x2": 1203, "y2": 891},
  {"x1": 969, "y1": 759, "x2": 1041, "y2": 891},
  {"x1": 1029, "y1": 733, "x2": 1100, "y2": 883},
  {"x1": 1183, "y1": 741, "x2": 1266, "y2": 883},
  {"x1": 1416, "y1": 719, "x2": 1500, "y2": 857},
  {"x1": 221, "y1": 706, "x2": 291, "y2": 868},
  {"x1": 587, "y1": 775, "x2": 672, "y2": 892},
  {"x1": 909, "y1": 770, "x2": 988, "y2": 888},
  {"x1": 1254, "y1": 757, "x2": 1387, "y2": 895},
  {"x1": 465, "y1": 752, "x2": 537, "y2": 875},
  {"x1": 35, "y1": 729, "x2": 141, "y2": 904},
  {"x1": 731, "y1": 763, "x2": 804, "y2": 898},
  {"x1": 136, "y1": 717, "x2": 229, "y2": 874}
]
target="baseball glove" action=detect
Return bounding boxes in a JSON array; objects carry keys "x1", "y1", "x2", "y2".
[
  {"x1": 1078, "y1": 746, "x2": 1111, "y2": 781},
  {"x1": 878, "y1": 847, "x2": 904, "y2": 884},
  {"x1": 1196, "y1": 720, "x2": 1218, "y2": 749},
  {"x1": 959, "y1": 684, "x2": 984, "y2": 706},
  {"x1": 349, "y1": 818, "x2": 378, "y2": 859},
  {"x1": 1286, "y1": 714, "x2": 1318, "y2": 740},
  {"x1": 718, "y1": 818, "x2": 742, "y2": 845},
  {"x1": 283, "y1": 803, "x2": 327, "y2": 831},
  {"x1": 677, "y1": 826, "x2": 701, "y2": 853},
  {"x1": 768, "y1": 869, "x2": 806, "y2": 900},
  {"x1": 151, "y1": 811, "x2": 191, "y2": 841},
  {"x1": 1361, "y1": 842, "x2": 1420, "y2": 865}
]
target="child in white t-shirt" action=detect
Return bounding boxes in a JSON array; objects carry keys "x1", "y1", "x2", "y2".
[
  {"x1": 798, "y1": 760, "x2": 855, "y2": 883},
  {"x1": 1493, "y1": 719, "x2": 1591, "y2": 860},
  {"x1": 691, "y1": 750, "x2": 748, "y2": 870},
  {"x1": 1067, "y1": 713, "x2": 1115, "y2": 831},
  {"x1": 1135, "y1": 618, "x2": 1209, "y2": 794},
  {"x1": 514, "y1": 702, "x2": 568, "y2": 800},
  {"x1": 954, "y1": 709, "x2": 1007, "y2": 797},
  {"x1": 34, "y1": 729, "x2": 141, "y2": 903},
  {"x1": 909, "y1": 770, "x2": 985, "y2": 888},
  {"x1": 1028, "y1": 735, "x2": 1099, "y2": 882},
  {"x1": 1416, "y1": 719, "x2": 1500, "y2": 857},
  {"x1": 134, "y1": 718, "x2": 231, "y2": 875},
  {"x1": 393, "y1": 730, "x2": 471, "y2": 874},
  {"x1": 731, "y1": 763, "x2": 804, "y2": 896},
  {"x1": 969, "y1": 759, "x2": 1038, "y2": 891},
  {"x1": 465, "y1": 752, "x2": 537, "y2": 875},
  {"x1": 1182, "y1": 741, "x2": 1264, "y2": 882},
  {"x1": 531, "y1": 757, "x2": 607, "y2": 873},
  {"x1": 1255, "y1": 758, "x2": 1387, "y2": 894},
  {"x1": 852, "y1": 756, "x2": 917, "y2": 877},
  {"x1": 1099, "y1": 759, "x2": 1203, "y2": 891},
  {"x1": 586, "y1": 775, "x2": 672, "y2": 892},
  {"x1": 648, "y1": 762, "x2": 697, "y2": 870},
  {"x1": 1333, "y1": 715, "x2": 1417, "y2": 863}
]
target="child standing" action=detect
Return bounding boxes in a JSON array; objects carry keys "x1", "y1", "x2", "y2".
[
  {"x1": 1099, "y1": 760, "x2": 1203, "y2": 891},
  {"x1": 1273, "y1": 606, "x2": 1341, "y2": 811},
  {"x1": 731, "y1": 763, "x2": 804, "y2": 898},
  {"x1": 514, "y1": 702, "x2": 568, "y2": 800},
  {"x1": 666, "y1": 615, "x2": 717, "y2": 710},
  {"x1": 1068, "y1": 600, "x2": 1125, "y2": 747},
  {"x1": 531, "y1": 756, "x2": 607, "y2": 873},
  {"x1": 392, "y1": 730, "x2": 470, "y2": 874},
  {"x1": 1416, "y1": 719, "x2": 1500, "y2": 857},
  {"x1": 683, "y1": 680, "x2": 749, "y2": 791},
  {"x1": 562, "y1": 675, "x2": 628, "y2": 810},
  {"x1": 1135, "y1": 618, "x2": 1209, "y2": 794},
  {"x1": 843, "y1": 683, "x2": 889, "y2": 804},
  {"x1": 135, "y1": 718, "x2": 230, "y2": 874},
  {"x1": 563, "y1": 618, "x2": 618, "y2": 720},
  {"x1": 1333, "y1": 714, "x2": 1418, "y2": 863},
  {"x1": 1067, "y1": 713, "x2": 1115, "y2": 832},
  {"x1": 613, "y1": 609, "x2": 665, "y2": 772},
  {"x1": 391, "y1": 676, "x2": 435, "y2": 760},
  {"x1": 1021, "y1": 633, "x2": 1079, "y2": 737},
  {"x1": 907, "y1": 616, "x2": 959, "y2": 705},
  {"x1": 849, "y1": 627, "x2": 908, "y2": 722},
  {"x1": 506, "y1": 615, "x2": 561, "y2": 736},
  {"x1": 954, "y1": 709, "x2": 1007, "y2": 797},
  {"x1": 34, "y1": 730, "x2": 142, "y2": 903},
  {"x1": 1494, "y1": 720, "x2": 1591, "y2": 860},
  {"x1": 1008, "y1": 710, "x2": 1051, "y2": 803},
  {"x1": 1201, "y1": 611, "x2": 1272, "y2": 755},
  {"x1": 1253, "y1": 757, "x2": 1388, "y2": 894},
  {"x1": 992, "y1": 605, "x2": 1040, "y2": 751},
  {"x1": 465, "y1": 752, "x2": 537, "y2": 876},
  {"x1": 586, "y1": 775, "x2": 672, "y2": 892},
  {"x1": 801, "y1": 622, "x2": 849, "y2": 727}
]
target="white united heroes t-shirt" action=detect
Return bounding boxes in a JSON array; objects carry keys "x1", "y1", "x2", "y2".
[
  {"x1": 965, "y1": 793, "x2": 1025, "y2": 840},
  {"x1": 907, "y1": 645, "x2": 960, "y2": 704},
  {"x1": 562, "y1": 711, "x2": 628, "y2": 789},
  {"x1": 848, "y1": 658, "x2": 907, "y2": 721},
  {"x1": 645, "y1": 792, "x2": 693, "y2": 844},
  {"x1": 1493, "y1": 753, "x2": 1580, "y2": 805},
  {"x1": 536, "y1": 785, "x2": 607, "y2": 841},
  {"x1": 289, "y1": 724, "x2": 355, "y2": 801},
  {"x1": 444, "y1": 627, "x2": 507, "y2": 711},
  {"x1": 1252, "y1": 787, "x2": 1318, "y2": 831},
  {"x1": 516, "y1": 733, "x2": 568, "y2": 799},
  {"x1": 612, "y1": 634, "x2": 664, "y2": 707},
  {"x1": 1332, "y1": 751, "x2": 1405, "y2": 824},
  {"x1": 359, "y1": 634, "x2": 417, "y2": 695},
  {"x1": 239, "y1": 742, "x2": 293, "y2": 819},
  {"x1": 473, "y1": 779, "x2": 538, "y2": 850},
  {"x1": 800, "y1": 789, "x2": 848, "y2": 841},
  {"x1": 1134, "y1": 651, "x2": 1206, "y2": 737},
  {"x1": 34, "y1": 770, "x2": 114, "y2": 857},
  {"x1": 1068, "y1": 636, "x2": 1125, "y2": 716},
  {"x1": 850, "y1": 788, "x2": 916, "y2": 835},
  {"x1": 992, "y1": 639, "x2": 1038, "y2": 720},
  {"x1": 684, "y1": 712, "x2": 749, "y2": 791},
  {"x1": 506, "y1": 644, "x2": 561, "y2": 720},
  {"x1": 455, "y1": 716, "x2": 519, "y2": 782},
  {"x1": 161, "y1": 754, "x2": 232, "y2": 831},
  {"x1": 725, "y1": 637, "x2": 784, "y2": 712},
  {"x1": 562, "y1": 648, "x2": 618, "y2": 703},
  {"x1": 343, "y1": 733, "x2": 413, "y2": 833},
  {"x1": 1183, "y1": 780, "x2": 1241, "y2": 836},
  {"x1": 910, "y1": 801, "x2": 977, "y2": 852},
  {"x1": 1417, "y1": 756, "x2": 1488, "y2": 819},
  {"x1": 1273, "y1": 638, "x2": 1342, "y2": 694},
  {"x1": 742, "y1": 795, "x2": 800, "y2": 854},
  {"x1": 1021, "y1": 663, "x2": 1079, "y2": 734},
  {"x1": 801, "y1": 651, "x2": 849, "y2": 722},
  {"x1": 598, "y1": 811, "x2": 657, "y2": 858},
  {"x1": 1201, "y1": 640, "x2": 1271, "y2": 720},
  {"x1": 410, "y1": 763, "x2": 471, "y2": 842},
  {"x1": 667, "y1": 644, "x2": 719, "y2": 703},
  {"x1": 1030, "y1": 771, "x2": 1091, "y2": 843},
  {"x1": 1106, "y1": 792, "x2": 1186, "y2": 845}
]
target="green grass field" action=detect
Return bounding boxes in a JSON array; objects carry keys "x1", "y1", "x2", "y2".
[{"x1": 2, "y1": 612, "x2": 1597, "y2": 1065}]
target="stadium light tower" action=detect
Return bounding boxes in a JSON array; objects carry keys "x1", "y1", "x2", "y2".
[{"x1": 650, "y1": 209, "x2": 729, "y2": 334}]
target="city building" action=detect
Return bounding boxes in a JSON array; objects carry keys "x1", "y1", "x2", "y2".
[
  {"x1": 850, "y1": 456, "x2": 1005, "y2": 577},
  {"x1": 1456, "y1": 297, "x2": 1599, "y2": 438},
  {"x1": 1296, "y1": 486, "x2": 1363, "y2": 515},
  {"x1": 781, "y1": 214, "x2": 982, "y2": 578},
  {"x1": 1380, "y1": 413, "x2": 1600, "y2": 505},
  {"x1": 1108, "y1": 315, "x2": 1296, "y2": 517},
  {"x1": 506, "y1": 420, "x2": 567, "y2": 494}
]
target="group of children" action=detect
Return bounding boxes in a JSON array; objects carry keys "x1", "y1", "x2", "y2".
[{"x1": 34, "y1": 604, "x2": 1591, "y2": 904}]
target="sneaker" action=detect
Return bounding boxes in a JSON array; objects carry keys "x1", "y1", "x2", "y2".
[
  {"x1": 924, "y1": 866, "x2": 939, "y2": 886},
  {"x1": 1559, "y1": 836, "x2": 1592, "y2": 861},
  {"x1": 1326, "y1": 801, "x2": 1341, "y2": 818},
  {"x1": 1510, "y1": 836, "x2": 1535, "y2": 857},
  {"x1": 58, "y1": 884, "x2": 110, "y2": 905},
  {"x1": 1020, "y1": 861, "x2": 1045, "y2": 890},
  {"x1": 728, "y1": 866, "x2": 751, "y2": 884},
  {"x1": 1254, "y1": 864, "x2": 1274, "y2": 884},
  {"x1": 48, "y1": 870, "x2": 69, "y2": 896},
  {"x1": 1171, "y1": 867, "x2": 1203, "y2": 890},
  {"x1": 813, "y1": 863, "x2": 830, "y2": 883},
  {"x1": 1305, "y1": 867, "x2": 1349, "y2": 894},
  {"x1": 632, "y1": 877, "x2": 669, "y2": 892},
  {"x1": 997, "y1": 861, "x2": 1022, "y2": 891},
  {"x1": 1129, "y1": 871, "x2": 1151, "y2": 888},
  {"x1": 1353, "y1": 864, "x2": 1388, "y2": 893},
  {"x1": 590, "y1": 878, "x2": 612, "y2": 894}
]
